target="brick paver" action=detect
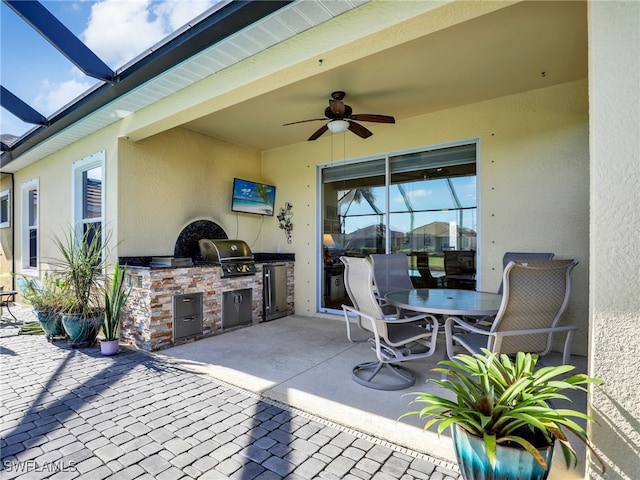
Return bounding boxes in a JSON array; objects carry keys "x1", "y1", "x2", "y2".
[{"x1": 0, "y1": 307, "x2": 460, "y2": 479}]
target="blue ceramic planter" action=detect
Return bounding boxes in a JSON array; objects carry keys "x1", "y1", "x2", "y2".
[
  {"x1": 61, "y1": 313, "x2": 102, "y2": 346},
  {"x1": 452, "y1": 426, "x2": 554, "y2": 480},
  {"x1": 32, "y1": 310, "x2": 65, "y2": 338}
]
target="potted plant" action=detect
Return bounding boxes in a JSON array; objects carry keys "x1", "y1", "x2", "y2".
[
  {"x1": 20, "y1": 274, "x2": 67, "y2": 340},
  {"x1": 100, "y1": 263, "x2": 130, "y2": 355},
  {"x1": 51, "y1": 226, "x2": 108, "y2": 347},
  {"x1": 400, "y1": 349, "x2": 605, "y2": 480}
]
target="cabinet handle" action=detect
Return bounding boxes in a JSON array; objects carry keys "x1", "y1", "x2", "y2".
[
  {"x1": 183, "y1": 316, "x2": 196, "y2": 321},
  {"x1": 182, "y1": 298, "x2": 193, "y2": 302}
]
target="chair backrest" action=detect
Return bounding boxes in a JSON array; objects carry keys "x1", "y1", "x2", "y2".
[
  {"x1": 339, "y1": 256, "x2": 362, "y2": 311},
  {"x1": 491, "y1": 259, "x2": 578, "y2": 355},
  {"x1": 340, "y1": 256, "x2": 388, "y2": 336},
  {"x1": 412, "y1": 252, "x2": 439, "y2": 288},
  {"x1": 16, "y1": 276, "x2": 30, "y2": 293},
  {"x1": 497, "y1": 252, "x2": 555, "y2": 293},
  {"x1": 370, "y1": 254, "x2": 414, "y2": 298},
  {"x1": 444, "y1": 250, "x2": 475, "y2": 275}
]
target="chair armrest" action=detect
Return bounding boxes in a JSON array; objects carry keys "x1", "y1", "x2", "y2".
[
  {"x1": 445, "y1": 316, "x2": 494, "y2": 335},
  {"x1": 492, "y1": 325, "x2": 578, "y2": 338},
  {"x1": 383, "y1": 312, "x2": 439, "y2": 325}
]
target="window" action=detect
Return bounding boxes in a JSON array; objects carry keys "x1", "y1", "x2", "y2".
[
  {"x1": 73, "y1": 151, "x2": 104, "y2": 253},
  {"x1": 0, "y1": 189, "x2": 9, "y2": 228},
  {"x1": 320, "y1": 142, "x2": 477, "y2": 311},
  {"x1": 21, "y1": 179, "x2": 38, "y2": 269}
]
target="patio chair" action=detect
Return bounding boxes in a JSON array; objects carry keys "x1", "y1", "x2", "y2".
[
  {"x1": 445, "y1": 259, "x2": 579, "y2": 365},
  {"x1": 497, "y1": 251, "x2": 554, "y2": 293},
  {"x1": 16, "y1": 276, "x2": 42, "y2": 293},
  {"x1": 340, "y1": 256, "x2": 375, "y2": 343},
  {"x1": 341, "y1": 256, "x2": 439, "y2": 390},
  {"x1": 412, "y1": 251, "x2": 440, "y2": 288},
  {"x1": 370, "y1": 253, "x2": 414, "y2": 297},
  {"x1": 370, "y1": 253, "x2": 424, "y2": 318},
  {"x1": 467, "y1": 251, "x2": 556, "y2": 328},
  {"x1": 444, "y1": 250, "x2": 476, "y2": 290}
]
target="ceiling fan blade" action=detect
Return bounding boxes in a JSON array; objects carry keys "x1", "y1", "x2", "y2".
[
  {"x1": 349, "y1": 114, "x2": 395, "y2": 124},
  {"x1": 308, "y1": 124, "x2": 329, "y2": 141},
  {"x1": 348, "y1": 121, "x2": 373, "y2": 139},
  {"x1": 283, "y1": 118, "x2": 326, "y2": 126}
]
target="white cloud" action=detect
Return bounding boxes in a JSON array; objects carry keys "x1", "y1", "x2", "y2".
[
  {"x1": 82, "y1": 0, "x2": 215, "y2": 69},
  {"x1": 33, "y1": 76, "x2": 94, "y2": 116},
  {"x1": 154, "y1": 0, "x2": 216, "y2": 31},
  {"x1": 82, "y1": 0, "x2": 165, "y2": 68}
]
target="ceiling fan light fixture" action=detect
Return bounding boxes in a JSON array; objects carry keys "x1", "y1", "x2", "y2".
[{"x1": 327, "y1": 119, "x2": 349, "y2": 134}]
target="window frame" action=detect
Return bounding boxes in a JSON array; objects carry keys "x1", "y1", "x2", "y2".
[
  {"x1": 21, "y1": 178, "x2": 39, "y2": 271},
  {"x1": 72, "y1": 151, "x2": 105, "y2": 245},
  {"x1": 0, "y1": 189, "x2": 9, "y2": 228}
]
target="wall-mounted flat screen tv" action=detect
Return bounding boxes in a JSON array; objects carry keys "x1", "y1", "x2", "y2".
[{"x1": 231, "y1": 178, "x2": 276, "y2": 216}]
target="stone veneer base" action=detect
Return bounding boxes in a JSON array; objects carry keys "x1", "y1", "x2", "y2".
[{"x1": 120, "y1": 262, "x2": 294, "y2": 351}]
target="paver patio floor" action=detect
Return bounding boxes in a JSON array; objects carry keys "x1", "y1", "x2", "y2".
[{"x1": 1, "y1": 306, "x2": 461, "y2": 480}]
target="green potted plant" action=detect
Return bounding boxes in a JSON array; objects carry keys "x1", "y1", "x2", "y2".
[
  {"x1": 51, "y1": 225, "x2": 108, "y2": 347},
  {"x1": 20, "y1": 274, "x2": 67, "y2": 340},
  {"x1": 100, "y1": 263, "x2": 130, "y2": 355},
  {"x1": 400, "y1": 349, "x2": 605, "y2": 480}
]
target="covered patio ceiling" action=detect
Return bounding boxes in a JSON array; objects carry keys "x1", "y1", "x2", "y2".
[
  {"x1": 1, "y1": 0, "x2": 587, "y2": 171},
  {"x1": 183, "y1": 1, "x2": 587, "y2": 151}
]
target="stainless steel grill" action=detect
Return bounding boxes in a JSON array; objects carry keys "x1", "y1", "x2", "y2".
[{"x1": 198, "y1": 239, "x2": 256, "y2": 277}]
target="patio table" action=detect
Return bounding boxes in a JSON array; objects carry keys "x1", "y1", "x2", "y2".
[
  {"x1": 0, "y1": 290, "x2": 18, "y2": 321},
  {"x1": 385, "y1": 288, "x2": 501, "y2": 317}
]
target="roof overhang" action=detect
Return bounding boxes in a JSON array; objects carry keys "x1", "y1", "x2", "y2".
[{"x1": 2, "y1": 0, "x2": 306, "y2": 171}]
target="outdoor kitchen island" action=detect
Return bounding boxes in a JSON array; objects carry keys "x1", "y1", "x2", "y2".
[{"x1": 118, "y1": 253, "x2": 294, "y2": 352}]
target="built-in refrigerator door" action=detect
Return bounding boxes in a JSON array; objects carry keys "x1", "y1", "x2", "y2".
[{"x1": 264, "y1": 264, "x2": 287, "y2": 321}]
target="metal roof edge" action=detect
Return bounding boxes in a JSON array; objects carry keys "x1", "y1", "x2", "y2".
[{"x1": 1, "y1": 0, "x2": 292, "y2": 171}]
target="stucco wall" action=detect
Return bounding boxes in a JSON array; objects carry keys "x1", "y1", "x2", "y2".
[
  {"x1": 7, "y1": 124, "x2": 121, "y2": 281},
  {"x1": 0, "y1": 174, "x2": 12, "y2": 290},
  {"x1": 588, "y1": 1, "x2": 640, "y2": 478},
  {"x1": 116, "y1": 127, "x2": 265, "y2": 256},
  {"x1": 263, "y1": 79, "x2": 590, "y2": 356}
]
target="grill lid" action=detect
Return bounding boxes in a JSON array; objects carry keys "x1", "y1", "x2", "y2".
[{"x1": 199, "y1": 239, "x2": 253, "y2": 263}]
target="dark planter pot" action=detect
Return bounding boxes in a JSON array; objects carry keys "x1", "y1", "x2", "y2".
[
  {"x1": 61, "y1": 313, "x2": 102, "y2": 347},
  {"x1": 32, "y1": 310, "x2": 65, "y2": 339},
  {"x1": 452, "y1": 426, "x2": 555, "y2": 480}
]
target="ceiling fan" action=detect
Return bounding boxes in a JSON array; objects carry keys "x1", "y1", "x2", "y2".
[{"x1": 283, "y1": 91, "x2": 395, "y2": 141}]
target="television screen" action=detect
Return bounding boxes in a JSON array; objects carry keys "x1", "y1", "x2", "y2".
[{"x1": 231, "y1": 178, "x2": 276, "y2": 216}]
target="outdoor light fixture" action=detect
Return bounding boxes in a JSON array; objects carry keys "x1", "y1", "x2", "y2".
[{"x1": 327, "y1": 119, "x2": 349, "y2": 134}]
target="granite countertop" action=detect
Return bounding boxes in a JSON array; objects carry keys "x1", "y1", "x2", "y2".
[{"x1": 119, "y1": 253, "x2": 295, "y2": 269}]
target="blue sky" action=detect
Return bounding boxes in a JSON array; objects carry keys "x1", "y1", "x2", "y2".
[{"x1": 1, "y1": 0, "x2": 220, "y2": 139}]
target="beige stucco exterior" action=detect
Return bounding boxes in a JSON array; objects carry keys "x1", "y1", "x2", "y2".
[
  {"x1": 588, "y1": 2, "x2": 640, "y2": 478},
  {"x1": 1, "y1": 1, "x2": 638, "y2": 478},
  {"x1": 263, "y1": 79, "x2": 591, "y2": 359}
]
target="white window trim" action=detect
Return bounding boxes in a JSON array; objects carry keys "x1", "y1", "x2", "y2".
[
  {"x1": 21, "y1": 178, "x2": 39, "y2": 271},
  {"x1": 0, "y1": 189, "x2": 9, "y2": 228},
  {"x1": 72, "y1": 150, "x2": 105, "y2": 235}
]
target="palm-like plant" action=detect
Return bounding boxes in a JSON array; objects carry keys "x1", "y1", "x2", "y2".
[
  {"x1": 400, "y1": 349, "x2": 604, "y2": 472},
  {"x1": 21, "y1": 273, "x2": 66, "y2": 313},
  {"x1": 51, "y1": 225, "x2": 107, "y2": 317},
  {"x1": 102, "y1": 263, "x2": 130, "y2": 341}
]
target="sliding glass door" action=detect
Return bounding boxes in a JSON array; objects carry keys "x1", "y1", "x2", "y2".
[{"x1": 320, "y1": 142, "x2": 477, "y2": 311}]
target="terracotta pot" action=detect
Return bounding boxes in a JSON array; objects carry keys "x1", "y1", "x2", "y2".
[
  {"x1": 452, "y1": 425, "x2": 555, "y2": 480},
  {"x1": 100, "y1": 339, "x2": 119, "y2": 356}
]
